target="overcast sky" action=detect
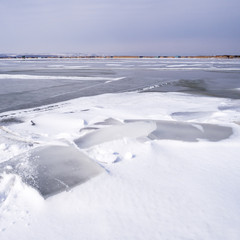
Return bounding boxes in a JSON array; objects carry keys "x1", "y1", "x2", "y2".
[{"x1": 0, "y1": 0, "x2": 240, "y2": 55}]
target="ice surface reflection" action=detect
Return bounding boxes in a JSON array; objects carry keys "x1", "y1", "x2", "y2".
[
  {"x1": 0, "y1": 58, "x2": 240, "y2": 114},
  {"x1": 0, "y1": 145, "x2": 105, "y2": 198}
]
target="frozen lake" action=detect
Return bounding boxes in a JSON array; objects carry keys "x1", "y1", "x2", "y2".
[
  {"x1": 0, "y1": 58, "x2": 240, "y2": 114},
  {"x1": 1, "y1": 58, "x2": 240, "y2": 240}
]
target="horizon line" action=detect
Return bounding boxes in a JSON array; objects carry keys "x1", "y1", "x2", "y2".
[{"x1": 1, "y1": 54, "x2": 240, "y2": 59}]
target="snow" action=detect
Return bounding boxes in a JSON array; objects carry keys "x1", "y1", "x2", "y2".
[
  {"x1": 0, "y1": 91, "x2": 240, "y2": 239},
  {"x1": 0, "y1": 74, "x2": 125, "y2": 82}
]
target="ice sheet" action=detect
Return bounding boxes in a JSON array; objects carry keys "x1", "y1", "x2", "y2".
[
  {"x1": 75, "y1": 119, "x2": 232, "y2": 150},
  {"x1": 74, "y1": 121, "x2": 157, "y2": 148},
  {"x1": 0, "y1": 145, "x2": 105, "y2": 198},
  {"x1": 125, "y1": 119, "x2": 233, "y2": 142}
]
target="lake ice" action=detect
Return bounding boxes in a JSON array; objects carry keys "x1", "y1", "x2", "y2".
[{"x1": 0, "y1": 58, "x2": 240, "y2": 240}]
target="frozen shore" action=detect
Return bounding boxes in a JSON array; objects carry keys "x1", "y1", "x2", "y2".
[{"x1": 1, "y1": 91, "x2": 240, "y2": 239}]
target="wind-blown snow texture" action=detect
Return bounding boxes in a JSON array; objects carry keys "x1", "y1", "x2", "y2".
[{"x1": 1, "y1": 58, "x2": 240, "y2": 240}]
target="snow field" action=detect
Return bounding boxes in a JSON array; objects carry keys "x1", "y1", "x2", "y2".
[{"x1": 0, "y1": 91, "x2": 240, "y2": 239}]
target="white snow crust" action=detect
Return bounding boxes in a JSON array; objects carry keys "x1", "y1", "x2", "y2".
[
  {"x1": 1, "y1": 91, "x2": 240, "y2": 240},
  {"x1": 0, "y1": 74, "x2": 125, "y2": 82}
]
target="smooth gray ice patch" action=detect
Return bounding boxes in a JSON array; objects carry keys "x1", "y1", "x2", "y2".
[
  {"x1": 218, "y1": 102, "x2": 240, "y2": 112},
  {"x1": 94, "y1": 118, "x2": 123, "y2": 126},
  {"x1": 0, "y1": 145, "x2": 105, "y2": 198},
  {"x1": 171, "y1": 111, "x2": 212, "y2": 121},
  {"x1": 75, "y1": 121, "x2": 157, "y2": 148},
  {"x1": 0, "y1": 117, "x2": 24, "y2": 126},
  {"x1": 125, "y1": 119, "x2": 233, "y2": 142}
]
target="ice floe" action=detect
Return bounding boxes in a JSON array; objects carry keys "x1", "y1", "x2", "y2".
[{"x1": 0, "y1": 145, "x2": 104, "y2": 198}]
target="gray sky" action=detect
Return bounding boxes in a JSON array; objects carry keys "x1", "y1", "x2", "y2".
[{"x1": 0, "y1": 0, "x2": 240, "y2": 55}]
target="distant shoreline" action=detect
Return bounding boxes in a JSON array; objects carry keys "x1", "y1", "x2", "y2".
[{"x1": 0, "y1": 55, "x2": 240, "y2": 59}]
